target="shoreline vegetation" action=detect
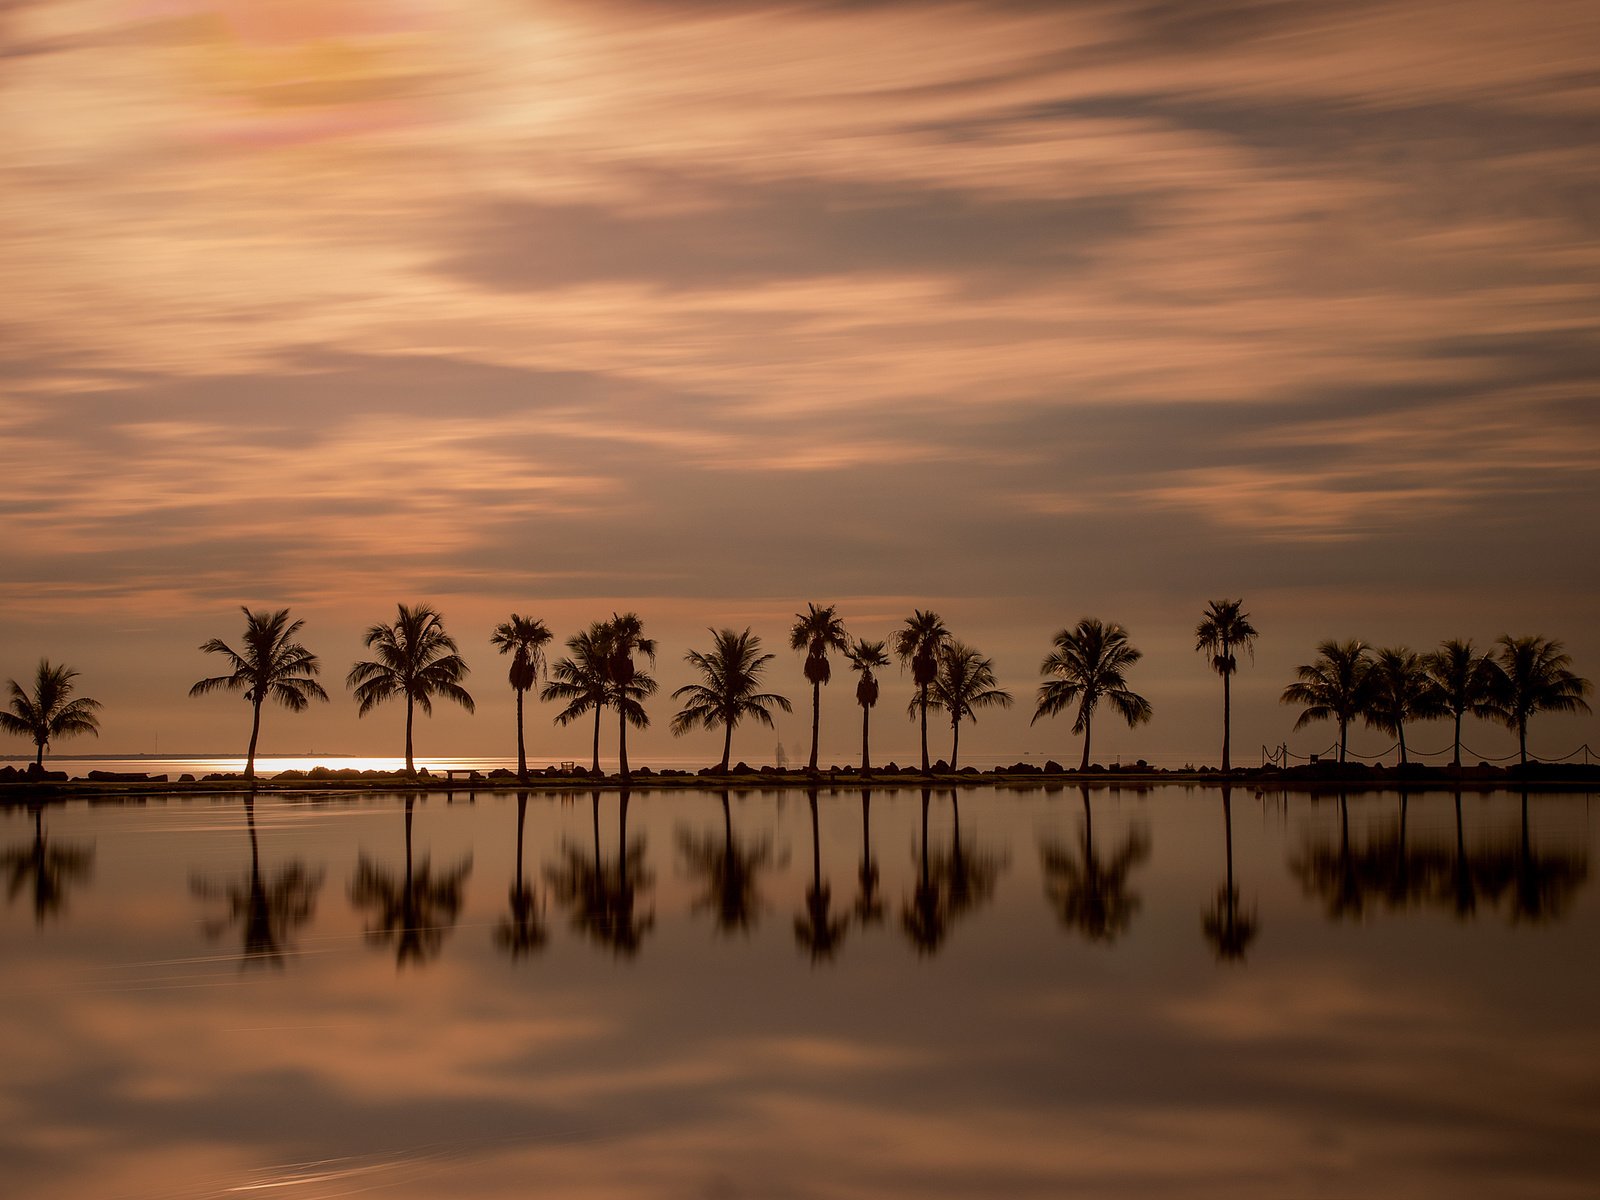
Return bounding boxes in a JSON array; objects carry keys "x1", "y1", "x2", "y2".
[{"x1": 3, "y1": 758, "x2": 1600, "y2": 799}]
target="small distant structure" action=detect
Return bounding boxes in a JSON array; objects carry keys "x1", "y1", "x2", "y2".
[{"x1": 775, "y1": 736, "x2": 788, "y2": 770}]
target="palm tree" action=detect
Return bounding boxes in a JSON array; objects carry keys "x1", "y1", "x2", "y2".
[
  {"x1": 789, "y1": 603, "x2": 849, "y2": 773},
  {"x1": 1280, "y1": 640, "x2": 1371, "y2": 764},
  {"x1": 1201, "y1": 788, "x2": 1258, "y2": 962},
  {"x1": 1032, "y1": 619, "x2": 1152, "y2": 771},
  {"x1": 1487, "y1": 636, "x2": 1592, "y2": 766},
  {"x1": 189, "y1": 607, "x2": 328, "y2": 781},
  {"x1": 601, "y1": 612, "x2": 656, "y2": 778},
  {"x1": 542, "y1": 624, "x2": 611, "y2": 773},
  {"x1": 796, "y1": 789, "x2": 848, "y2": 962},
  {"x1": 1, "y1": 660, "x2": 101, "y2": 769},
  {"x1": 671, "y1": 628, "x2": 792, "y2": 772},
  {"x1": 1428, "y1": 640, "x2": 1500, "y2": 768},
  {"x1": 495, "y1": 793, "x2": 548, "y2": 960},
  {"x1": 1364, "y1": 647, "x2": 1443, "y2": 766},
  {"x1": 490, "y1": 614, "x2": 553, "y2": 782},
  {"x1": 845, "y1": 638, "x2": 889, "y2": 772},
  {"x1": 678, "y1": 790, "x2": 775, "y2": 936},
  {"x1": 1195, "y1": 599, "x2": 1259, "y2": 773},
  {"x1": 191, "y1": 795, "x2": 323, "y2": 967},
  {"x1": 925, "y1": 641, "x2": 1013, "y2": 770},
  {"x1": 1, "y1": 803, "x2": 94, "y2": 925},
  {"x1": 346, "y1": 604, "x2": 475, "y2": 775},
  {"x1": 349, "y1": 797, "x2": 473, "y2": 968},
  {"x1": 1039, "y1": 787, "x2": 1151, "y2": 943},
  {"x1": 893, "y1": 610, "x2": 949, "y2": 773}
]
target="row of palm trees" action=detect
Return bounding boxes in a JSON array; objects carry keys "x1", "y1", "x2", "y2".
[
  {"x1": 1280, "y1": 636, "x2": 1592, "y2": 767},
  {"x1": 3, "y1": 598, "x2": 1590, "y2": 777}
]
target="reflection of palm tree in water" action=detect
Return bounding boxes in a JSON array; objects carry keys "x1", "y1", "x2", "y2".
[
  {"x1": 1511, "y1": 790, "x2": 1588, "y2": 924},
  {"x1": 1201, "y1": 788, "x2": 1258, "y2": 962},
  {"x1": 545, "y1": 790, "x2": 655, "y2": 957},
  {"x1": 349, "y1": 797, "x2": 472, "y2": 968},
  {"x1": 1449, "y1": 791, "x2": 1477, "y2": 918},
  {"x1": 192, "y1": 793, "x2": 322, "y2": 967},
  {"x1": 1, "y1": 803, "x2": 94, "y2": 926},
  {"x1": 495, "y1": 792, "x2": 548, "y2": 960},
  {"x1": 901, "y1": 788, "x2": 946, "y2": 955},
  {"x1": 898, "y1": 789, "x2": 1007, "y2": 955},
  {"x1": 853, "y1": 789, "x2": 883, "y2": 928},
  {"x1": 678, "y1": 789, "x2": 774, "y2": 935},
  {"x1": 795, "y1": 789, "x2": 848, "y2": 962},
  {"x1": 1039, "y1": 787, "x2": 1151, "y2": 944}
]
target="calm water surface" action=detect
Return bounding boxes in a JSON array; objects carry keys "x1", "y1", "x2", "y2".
[{"x1": 2, "y1": 786, "x2": 1597, "y2": 1199}]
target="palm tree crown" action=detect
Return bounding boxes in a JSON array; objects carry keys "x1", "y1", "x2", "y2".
[
  {"x1": 1363, "y1": 647, "x2": 1443, "y2": 766},
  {"x1": 1032, "y1": 619, "x2": 1152, "y2": 771},
  {"x1": 190, "y1": 607, "x2": 328, "y2": 780},
  {"x1": 490, "y1": 613, "x2": 553, "y2": 781},
  {"x1": 846, "y1": 637, "x2": 890, "y2": 772},
  {"x1": 893, "y1": 609, "x2": 950, "y2": 772},
  {"x1": 790, "y1": 602, "x2": 849, "y2": 772},
  {"x1": 542, "y1": 624, "x2": 611, "y2": 774},
  {"x1": 1487, "y1": 635, "x2": 1592, "y2": 765},
  {"x1": 1427, "y1": 638, "x2": 1500, "y2": 767},
  {"x1": 1280, "y1": 639, "x2": 1371, "y2": 763},
  {"x1": 925, "y1": 641, "x2": 1012, "y2": 770},
  {"x1": 672, "y1": 628, "x2": 792, "y2": 772},
  {"x1": 346, "y1": 604, "x2": 475, "y2": 774},
  {"x1": 1, "y1": 660, "x2": 101, "y2": 768},
  {"x1": 1195, "y1": 598, "x2": 1259, "y2": 772}
]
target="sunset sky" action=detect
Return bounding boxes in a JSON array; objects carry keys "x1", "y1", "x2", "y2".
[{"x1": 3, "y1": 0, "x2": 1597, "y2": 767}]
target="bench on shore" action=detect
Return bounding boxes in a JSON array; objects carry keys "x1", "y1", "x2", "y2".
[{"x1": 443, "y1": 768, "x2": 484, "y2": 783}]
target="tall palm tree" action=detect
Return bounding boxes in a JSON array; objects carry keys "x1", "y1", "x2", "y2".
[
  {"x1": 190, "y1": 795, "x2": 323, "y2": 967},
  {"x1": 495, "y1": 792, "x2": 548, "y2": 960},
  {"x1": 924, "y1": 641, "x2": 1013, "y2": 770},
  {"x1": 1364, "y1": 647, "x2": 1443, "y2": 766},
  {"x1": 1280, "y1": 640, "x2": 1371, "y2": 764},
  {"x1": 1195, "y1": 598, "x2": 1259, "y2": 773},
  {"x1": 601, "y1": 612, "x2": 656, "y2": 778},
  {"x1": 349, "y1": 797, "x2": 472, "y2": 968},
  {"x1": 1, "y1": 660, "x2": 101, "y2": 769},
  {"x1": 1428, "y1": 639, "x2": 1500, "y2": 768},
  {"x1": 677, "y1": 790, "x2": 775, "y2": 936},
  {"x1": 671, "y1": 628, "x2": 792, "y2": 772},
  {"x1": 1201, "y1": 788, "x2": 1258, "y2": 962},
  {"x1": 845, "y1": 638, "x2": 889, "y2": 773},
  {"x1": 190, "y1": 607, "x2": 328, "y2": 781},
  {"x1": 542, "y1": 624, "x2": 611, "y2": 773},
  {"x1": 1032, "y1": 619, "x2": 1152, "y2": 771},
  {"x1": 346, "y1": 604, "x2": 475, "y2": 775},
  {"x1": 1039, "y1": 787, "x2": 1151, "y2": 943},
  {"x1": 893, "y1": 610, "x2": 949, "y2": 773},
  {"x1": 1487, "y1": 635, "x2": 1592, "y2": 766},
  {"x1": 789, "y1": 603, "x2": 849, "y2": 773},
  {"x1": 490, "y1": 614, "x2": 553, "y2": 782},
  {"x1": 796, "y1": 789, "x2": 848, "y2": 962}
]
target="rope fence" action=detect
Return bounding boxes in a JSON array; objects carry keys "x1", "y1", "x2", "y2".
[{"x1": 1261, "y1": 741, "x2": 1596, "y2": 768}]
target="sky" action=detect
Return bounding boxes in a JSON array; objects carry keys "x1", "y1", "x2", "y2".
[{"x1": 2, "y1": 0, "x2": 1598, "y2": 768}]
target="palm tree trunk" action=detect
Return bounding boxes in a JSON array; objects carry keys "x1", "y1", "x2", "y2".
[
  {"x1": 515, "y1": 688, "x2": 527, "y2": 782},
  {"x1": 618, "y1": 706, "x2": 630, "y2": 777},
  {"x1": 245, "y1": 696, "x2": 263, "y2": 781},
  {"x1": 920, "y1": 687, "x2": 933, "y2": 772},
  {"x1": 403, "y1": 797, "x2": 414, "y2": 879},
  {"x1": 404, "y1": 695, "x2": 415, "y2": 775},
  {"x1": 1221, "y1": 670, "x2": 1232, "y2": 773},
  {"x1": 34, "y1": 739, "x2": 43, "y2": 769},
  {"x1": 1518, "y1": 718, "x2": 1528, "y2": 766},
  {"x1": 861, "y1": 705, "x2": 871, "y2": 773},
  {"x1": 1397, "y1": 720, "x2": 1407, "y2": 767},
  {"x1": 1222, "y1": 792, "x2": 1234, "y2": 896},
  {"x1": 591, "y1": 706, "x2": 602, "y2": 774},
  {"x1": 809, "y1": 792, "x2": 821, "y2": 891},
  {"x1": 1079, "y1": 712, "x2": 1093, "y2": 772},
  {"x1": 809, "y1": 680, "x2": 821, "y2": 773},
  {"x1": 515, "y1": 792, "x2": 527, "y2": 892},
  {"x1": 720, "y1": 720, "x2": 733, "y2": 773},
  {"x1": 1452, "y1": 710, "x2": 1463, "y2": 768},
  {"x1": 950, "y1": 716, "x2": 960, "y2": 771},
  {"x1": 1338, "y1": 717, "x2": 1348, "y2": 764}
]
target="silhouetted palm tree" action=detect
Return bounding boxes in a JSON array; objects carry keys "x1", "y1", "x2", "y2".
[
  {"x1": 191, "y1": 794, "x2": 323, "y2": 967},
  {"x1": 845, "y1": 638, "x2": 889, "y2": 773},
  {"x1": 347, "y1": 604, "x2": 475, "y2": 775},
  {"x1": 1280, "y1": 640, "x2": 1371, "y2": 764},
  {"x1": 1032, "y1": 619, "x2": 1152, "y2": 771},
  {"x1": 893, "y1": 610, "x2": 949, "y2": 773},
  {"x1": 190, "y1": 608, "x2": 328, "y2": 780},
  {"x1": 924, "y1": 641, "x2": 1012, "y2": 770},
  {"x1": 348, "y1": 798, "x2": 473, "y2": 968},
  {"x1": 901, "y1": 788, "x2": 948, "y2": 954},
  {"x1": 1428, "y1": 640, "x2": 1500, "y2": 768},
  {"x1": 545, "y1": 791, "x2": 655, "y2": 956},
  {"x1": 601, "y1": 613, "x2": 656, "y2": 778},
  {"x1": 1201, "y1": 789, "x2": 1258, "y2": 962},
  {"x1": 678, "y1": 790, "x2": 775, "y2": 936},
  {"x1": 1486, "y1": 635, "x2": 1592, "y2": 765},
  {"x1": 495, "y1": 792, "x2": 548, "y2": 959},
  {"x1": 933, "y1": 789, "x2": 1007, "y2": 931},
  {"x1": 1, "y1": 660, "x2": 101, "y2": 769},
  {"x1": 1039, "y1": 788, "x2": 1151, "y2": 943},
  {"x1": 790, "y1": 603, "x2": 849, "y2": 773},
  {"x1": 1509, "y1": 790, "x2": 1589, "y2": 923},
  {"x1": 491, "y1": 615, "x2": 553, "y2": 782},
  {"x1": 542, "y1": 624, "x2": 611, "y2": 773},
  {"x1": 795, "y1": 789, "x2": 848, "y2": 962},
  {"x1": 1364, "y1": 647, "x2": 1443, "y2": 766},
  {"x1": 1195, "y1": 599, "x2": 1259, "y2": 773},
  {"x1": 672, "y1": 628, "x2": 792, "y2": 772},
  {"x1": 853, "y1": 788, "x2": 883, "y2": 927},
  {"x1": 1, "y1": 803, "x2": 94, "y2": 925}
]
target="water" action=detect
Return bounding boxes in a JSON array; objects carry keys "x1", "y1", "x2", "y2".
[{"x1": 1, "y1": 785, "x2": 1596, "y2": 1198}]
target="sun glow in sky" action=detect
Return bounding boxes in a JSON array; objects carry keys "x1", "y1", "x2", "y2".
[{"x1": 2, "y1": 0, "x2": 1598, "y2": 766}]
